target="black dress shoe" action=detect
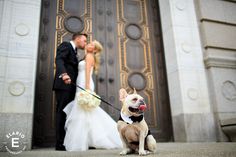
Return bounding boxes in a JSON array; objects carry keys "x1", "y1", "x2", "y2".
[
  {"x1": 55, "y1": 144, "x2": 66, "y2": 151},
  {"x1": 89, "y1": 146, "x2": 96, "y2": 149}
]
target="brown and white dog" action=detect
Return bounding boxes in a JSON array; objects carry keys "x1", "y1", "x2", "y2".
[{"x1": 117, "y1": 88, "x2": 157, "y2": 156}]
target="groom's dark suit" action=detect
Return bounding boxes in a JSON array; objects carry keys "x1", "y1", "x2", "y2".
[{"x1": 53, "y1": 41, "x2": 79, "y2": 150}]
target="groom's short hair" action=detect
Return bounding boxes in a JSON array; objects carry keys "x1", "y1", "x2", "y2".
[{"x1": 72, "y1": 33, "x2": 88, "y2": 40}]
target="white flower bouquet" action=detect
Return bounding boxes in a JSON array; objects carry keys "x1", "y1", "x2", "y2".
[{"x1": 76, "y1": 90, "x2": 101, "y2": 111}]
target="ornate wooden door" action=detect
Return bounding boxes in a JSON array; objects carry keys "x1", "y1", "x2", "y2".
[{"x1": 33, "y1": 0, "x2": 172, "y2": 147}]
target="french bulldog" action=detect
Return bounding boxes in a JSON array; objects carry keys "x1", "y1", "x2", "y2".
[{"x1": 117, "y1": 88, "x2": 157, "y2": 156}]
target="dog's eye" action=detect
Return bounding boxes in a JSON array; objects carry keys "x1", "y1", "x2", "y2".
[{"x1": 132, "y1": 98, "x2": 138, "y2": 102}]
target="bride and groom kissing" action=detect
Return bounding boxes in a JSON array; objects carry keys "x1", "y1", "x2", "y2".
[{"x1": 53, "y1": 33, "x2": 122, "y2": 151}]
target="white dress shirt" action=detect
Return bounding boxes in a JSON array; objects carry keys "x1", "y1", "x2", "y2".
[{"x1": 70, "y1": 41, "x2": 76, "y2": 52}]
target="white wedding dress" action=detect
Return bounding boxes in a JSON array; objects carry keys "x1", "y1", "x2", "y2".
[{"x1": 63, "y1": 60, "x2": 122, "y2": 151}]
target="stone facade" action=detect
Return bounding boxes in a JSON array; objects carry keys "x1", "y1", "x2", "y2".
[
  {"x1": 159, "y1": 0, "x2": 236, "y2": 142},
  {"x1": 0, "y1": 0, "x2": 235, "y2": 151},
  {"x1": 0, "y1": 0, "x2": 41, "y2": 150},
  {"x1": 195, "y1": 0, "x2": 236, "y2": 141},
  {"x1": 159, "y1": 0, "x2": 216, "y2": 142}
]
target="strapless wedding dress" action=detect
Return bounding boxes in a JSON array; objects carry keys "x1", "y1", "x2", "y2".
[{"x1": 63, "y1": 60, "x2": 122, "y2": 151}]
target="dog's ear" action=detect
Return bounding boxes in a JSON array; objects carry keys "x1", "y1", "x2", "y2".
[{"x1": 119, "y1": 88, "x2": 128, "y2": 102}]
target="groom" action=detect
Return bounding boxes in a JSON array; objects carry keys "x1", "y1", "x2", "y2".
[{"x1": 53, "y1": 33, "x2": 87, "y2": 150}]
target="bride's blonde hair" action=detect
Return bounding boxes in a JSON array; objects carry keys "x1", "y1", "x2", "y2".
[{"x1": 93, "y1": 40, "x2": 103, "y2": 74}]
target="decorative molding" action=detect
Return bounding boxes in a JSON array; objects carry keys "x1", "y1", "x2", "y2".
[
  {"x1": 128, "y1": 72, "x2": 147, "y2": 91},
  {"x1": 200, "y1": 18, "x2": 236, "y2": 27},
  {"x1": 175, "y1": 0, "x2": 186, "y2": 11},
  {"x1": 117, "y1": 0, "x2": 157, "y2": 128},
  {"x1": 204, "y1": 56, "x2": 236, "y2": 69},
  {"x1": 64, "y1": 16, "x2": 84, "y2": 33},
  {"x1": 55, "y1": 0, "x2": 93, "y2": 53},
  {"x1": 187, "y1": 88, "x2": 198, "y2": 100},
  {"x1": 181, "y1": 42, "x2": 191, "y2": 53},
  {"x1": 8, "y1": 81, "x2": 25, "y2": 96},
  {"x1": 222, "y1": 0, "x2": 236, "y2": 3},
  {"x1": 204, "y1": 47, "x2": 236, "y2": 69},
  {"x1": 15, "y1": 24, "x2": 30, "y2": 36},
  {"x1": 221, "y1": 81, "x2": 236, "y2": 101},
  {"x1": 125, "y1": 23, "x2": 142, "y2": 40}
]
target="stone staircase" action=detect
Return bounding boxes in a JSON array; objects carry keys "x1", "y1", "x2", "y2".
[{"x1": 1, "y1": 143, "x2": 236, "y2": 157}]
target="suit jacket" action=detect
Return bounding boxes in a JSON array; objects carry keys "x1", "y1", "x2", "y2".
[{"x1": 53, "y1": 42, "x2": 78, "y2": 91}]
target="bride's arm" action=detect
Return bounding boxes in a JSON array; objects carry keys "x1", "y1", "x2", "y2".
[{"x1": 85, "y1": 53, "x2": 95, "y2": 90}]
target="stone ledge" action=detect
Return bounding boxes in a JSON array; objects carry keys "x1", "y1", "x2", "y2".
[
  {"x1": 220, "y1": 118, "x2": 236, "y2": 126},
  {"x1": 201, "y1": 21, "x2": 236, "y2": 50},
  {"x1": 204, "y1": 56, "x2": 236, "y2": 69},
  {"x1": 220, "y1": 118, "x2": 236, "y2": 142},
  {"x1": 204, "y1": 48, "x2": 236, "y2": 69}
]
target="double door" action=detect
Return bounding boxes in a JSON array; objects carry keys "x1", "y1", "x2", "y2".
[{"x1": 33, "y1": 0, "x2": 172, "y2": 147}]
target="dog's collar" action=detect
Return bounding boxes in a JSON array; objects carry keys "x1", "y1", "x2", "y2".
[
  {"x1": 120, "y1": 112, "x2": 133, "y2": 124},
  {"x1": 119, "y1": 112, "x2": 144, "y2": 124}
]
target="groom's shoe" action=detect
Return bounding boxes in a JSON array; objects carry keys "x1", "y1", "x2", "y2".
[
  {"x1": 55, "y1": 144, "x2": 66, "y2": 151},
  {"x1": 89, "y1": 146, "x2": 96, "y2": 149}
]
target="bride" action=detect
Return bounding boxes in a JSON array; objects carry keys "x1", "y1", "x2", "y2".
[{"x1": 63, "y1": 40, "x2": 122, "y2": 151}]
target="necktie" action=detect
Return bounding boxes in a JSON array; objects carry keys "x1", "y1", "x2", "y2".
[{"x1": 75, "y1": 48, "x2": 77, "y2": 54}]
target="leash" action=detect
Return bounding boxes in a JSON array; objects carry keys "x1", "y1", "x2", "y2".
[{"x1": 71, "y1": 82, "x2": 121, "y2": 112}]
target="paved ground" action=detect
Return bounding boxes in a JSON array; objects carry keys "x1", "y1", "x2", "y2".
[{"x1": 1, "y1": 143, "x2": 236, "y2": 157}]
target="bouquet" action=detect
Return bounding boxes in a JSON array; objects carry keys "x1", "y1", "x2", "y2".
[{"x1": 76, "y1": 90, "x2": 101, "y2": 111}]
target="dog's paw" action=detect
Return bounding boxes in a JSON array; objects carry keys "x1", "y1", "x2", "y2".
[
  {"x1": 139, "y1": 150, "x2": 149, "y2": 156},
  {"x1": 146, "y1": 135, "x2": 157, "y2": 152},
  {"x1": 119, "y1": 148, "x2": 131, "y2": 156},
  {"x1": 119, "y1": 150, "x2": 127, "y2": 156}
]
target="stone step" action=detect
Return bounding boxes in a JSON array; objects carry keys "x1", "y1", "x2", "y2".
[{"x1": 1, "y1": 143, "x2": 236, "y2": 157}]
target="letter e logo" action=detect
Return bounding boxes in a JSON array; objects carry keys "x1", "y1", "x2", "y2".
[{"x1": 12, "y1": 138, "x2": 19, "y2": 148}]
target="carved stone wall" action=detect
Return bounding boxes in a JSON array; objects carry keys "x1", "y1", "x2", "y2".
[
  {"x1": 195, "y1": 0, "x2": 236, "y2": 141},
  {"x1": 159, "y1": 0, "x2": 217, "y2": 141},
  {"x1": 0, "y1": 0, "x2": 41, "y2": 151}
]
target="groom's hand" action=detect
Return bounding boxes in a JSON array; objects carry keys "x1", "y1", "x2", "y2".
[{"x1": 62, "y1": 74, "x2": 71, "y2": 84}]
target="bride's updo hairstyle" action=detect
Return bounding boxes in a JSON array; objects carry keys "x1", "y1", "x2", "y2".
[{"x1": 93, "y1": 40, "x2": 103, "y2": 75}]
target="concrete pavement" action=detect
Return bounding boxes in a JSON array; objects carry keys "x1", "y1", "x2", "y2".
[{"x1": 1, "y1": 143, "x2": 236, "y2": 157}]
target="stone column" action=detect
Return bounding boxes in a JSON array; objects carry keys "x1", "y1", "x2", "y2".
[
  {"x1": 195, "y1": 0, "x2": 236, "y2": 141},
  {"x1": 159, "y1": 0, "x2": 216, "y2": 141},
  {"x1": 0, "y1": 0, "x2": 41, "y2": 150}
]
